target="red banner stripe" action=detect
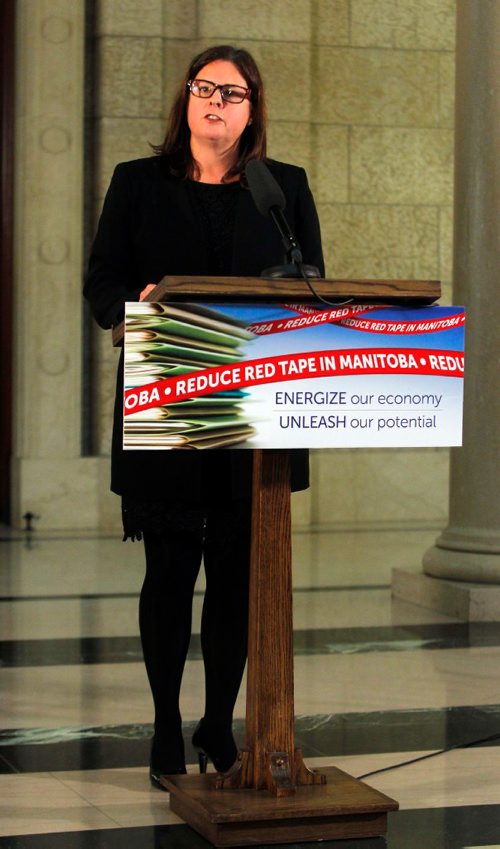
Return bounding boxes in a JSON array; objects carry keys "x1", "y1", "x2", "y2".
[
  {"x1": 247, "y1": 305, "x2": 382, "y2": 336},
  {"x1": 247, "y1": 307, "x2": 465, "y2": 337},
  {"x1": 124, "y1": 348, "x2": 464, "y2": 416},
  {"x1": 339, "y1": 313, "x2": 466, "y2": 335}
]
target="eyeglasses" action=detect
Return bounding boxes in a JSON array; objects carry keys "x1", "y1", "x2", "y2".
[{"x1": 187, "y1": 78, "x2": 251, "y2": 104}]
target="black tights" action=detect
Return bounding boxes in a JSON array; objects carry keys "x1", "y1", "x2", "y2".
[{"x1": 140, "y1": 502, "x2": 251, "y2": 765}]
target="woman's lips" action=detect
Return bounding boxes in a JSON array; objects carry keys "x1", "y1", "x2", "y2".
[{"x1": 205, "y1": 113, "x2": 224, "y2": 122}]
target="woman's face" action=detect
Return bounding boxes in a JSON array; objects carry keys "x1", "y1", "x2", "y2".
[{"x1": 187, "y1": 60, "x2": 252, "y2": 154}]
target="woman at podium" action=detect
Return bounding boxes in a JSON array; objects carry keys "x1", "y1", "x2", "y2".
[{"x1": 84, "y1": 44, "x2": 324, "y2": 788}]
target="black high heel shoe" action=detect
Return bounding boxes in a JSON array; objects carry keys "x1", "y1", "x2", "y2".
[
  {"x1": 192, "y1": 718, "x2": 240, "y2": 776},
  {"x1": 149, "y1": 734, "x2": 187, "y2": 790}
]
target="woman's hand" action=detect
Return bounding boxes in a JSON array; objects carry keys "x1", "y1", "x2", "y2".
[{"x1": 139, "y1": 283, "x2": 156, "y2": 301}]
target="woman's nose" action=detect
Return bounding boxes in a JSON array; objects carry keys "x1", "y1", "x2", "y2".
[{"x1": 209, "y1": 87, "x2": 224, "y2": 106}]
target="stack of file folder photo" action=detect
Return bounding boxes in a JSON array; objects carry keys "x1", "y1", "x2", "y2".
[{"x1": 124, "y1": 302, "x2": 256, "y2": 449}]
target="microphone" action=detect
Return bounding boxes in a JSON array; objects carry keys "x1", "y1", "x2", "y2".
[
  {"x1": 245, "y1": 159, "x2": 321, "y2": 279},
  {"x1": 244, "y1": 158, "x2": 287, "y2": 216}
]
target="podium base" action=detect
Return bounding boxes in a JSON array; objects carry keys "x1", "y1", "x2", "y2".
[{"x1": 162, "y1": 766, "x2": 398, "y2": 847}]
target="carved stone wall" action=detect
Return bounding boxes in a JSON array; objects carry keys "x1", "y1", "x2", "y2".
[
  {"x1": 11, "y1": 0, "x2": 103, "y2": 530},
  {"x1": 12, "y1": 0, "x2": 456, "y2": 531},
  {"x1": 89, "y1": 0, "x2": 455, "y2": 532}
]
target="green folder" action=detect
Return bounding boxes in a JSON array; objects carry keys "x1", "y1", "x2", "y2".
[
  {"x1": 125, "y1": 320, "x2": 249, "y2": 351},
  {"x1": 126, "y1": 302, "x2": 254, "y2": 341},
  {"x1": 125, "y1": 343, "x2": 242, "y2": 365},
  {"x1": 126, "y1": 402, "x2": 242, "y2": 421}
]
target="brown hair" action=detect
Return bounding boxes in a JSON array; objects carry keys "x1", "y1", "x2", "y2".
[{"x1": 153, "y1": 45, "x2": 267, "y2": 181}]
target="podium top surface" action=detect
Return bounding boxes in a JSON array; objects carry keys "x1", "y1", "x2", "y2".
[
  {"x1": 112, "y1": 276, "x2": 441, "y2": 345},
  {"x1": 150, "y1": 275, "x2": 440, "y2": 303}
]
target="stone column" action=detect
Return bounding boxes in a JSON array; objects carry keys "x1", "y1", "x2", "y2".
[
  {"x1": 423, "y1": 0, "x2": 500, "y2": 584},
  {"x1": 11, "y1": 0, "x2": 102, "y2": 530}
]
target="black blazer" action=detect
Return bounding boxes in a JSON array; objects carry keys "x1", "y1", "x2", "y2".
[{"x1": 84, "y1": 156, "x2": 325, "y2": 502}]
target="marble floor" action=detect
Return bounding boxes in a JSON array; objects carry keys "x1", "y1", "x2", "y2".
[{"x1": 1, "y1": 524, "x2": 499, "y2": 848}]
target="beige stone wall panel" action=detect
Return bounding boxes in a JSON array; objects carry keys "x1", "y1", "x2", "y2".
[
  {"x1": 163, "y1": 0, "x2": 199, "y2": 38},
  {"x1": 97, "y1": 458, "x2": 122, "y2": 529},
  {"x1": 317, "y1": 47, "x2": 441, "y2": 127},
  {"x1": 439, "y1": 205, "x2": 453, "y2": 298},
  {"x1": 438, "y1": 52, "x2": 455, "y2": 128},
  {"x1": 14, "y1": 0, "x2": 84, "y2": 464},
  {"x1": 95, "y1": 117, "x2": 165, "y2": 199},
  {"x1": 92, "y1": 333, "x2": 120, "y2": 456},
  {"x1": 412, "y1": 0, "x2": 455, "y2": 51},
  {"x1": 98, "y1": 36, "x2": 164, "y2": 117},
  {"x1": 351, "y1": 449, "x2": 448, "y2": 526},
  {"x1": 198, "y1": 0, "x2": 311, "y2": 42},
  {"x1": 318, "y1": 203, "x2": 439, "y2": 280},
  {"x1": 267, "y1": 120, "x2": 312, "y2": 175},
  {"x1": 163, "y1": 39, "x2": 201, "y2": 112},
  {"x1": 351, "y1": 0, "x2": 455, "y2": 50},
  {"x1": 313, "y1": 0, "x2": 349, "y2": 46},
  {"x1": 12, "y1": 458, "x2": 104, "y2": 531},
  {"x1": 351, "y1": 127, "x2": 453, "y2": 205},
  {"x1": 291, "y1": 485, "x2": 313, "y2": 530},
  {"x1": 310, "y1": 125, "x2": 349, "y2": 203},
  {"x1": 97, "y1": 0, "x2": 163, "y2": 36},
  {"x1": 439, "y1": 280, "x2": 452, "y2": 307},
  {"x1": 314, "y1": 448, "x2": 448, "y2": 528},
  {"x1": 311, "y1": 449, "x2": 358, "y2": 524}
]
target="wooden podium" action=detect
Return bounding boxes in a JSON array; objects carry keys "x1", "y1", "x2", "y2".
[{"x1": 116, "y1": 276, "x2": 440, "y2": 847}]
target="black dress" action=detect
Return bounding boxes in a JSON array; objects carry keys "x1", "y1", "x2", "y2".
[{"x1": 84, "y1": 159, "x2": 324, "y2": 773}]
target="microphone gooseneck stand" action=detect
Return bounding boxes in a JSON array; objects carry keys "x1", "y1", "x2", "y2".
[{"x1": 245, "y1": 158, "x2": 353, "y2": 306}]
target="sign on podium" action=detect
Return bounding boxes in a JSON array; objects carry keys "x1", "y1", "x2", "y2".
[{"x1": 123, "y1": 300, "x2": 465, "y2": 450}]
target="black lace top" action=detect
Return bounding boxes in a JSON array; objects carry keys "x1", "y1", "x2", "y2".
[{"x1": 186, "y1": 179, "x2": 240, "y2": 274}]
